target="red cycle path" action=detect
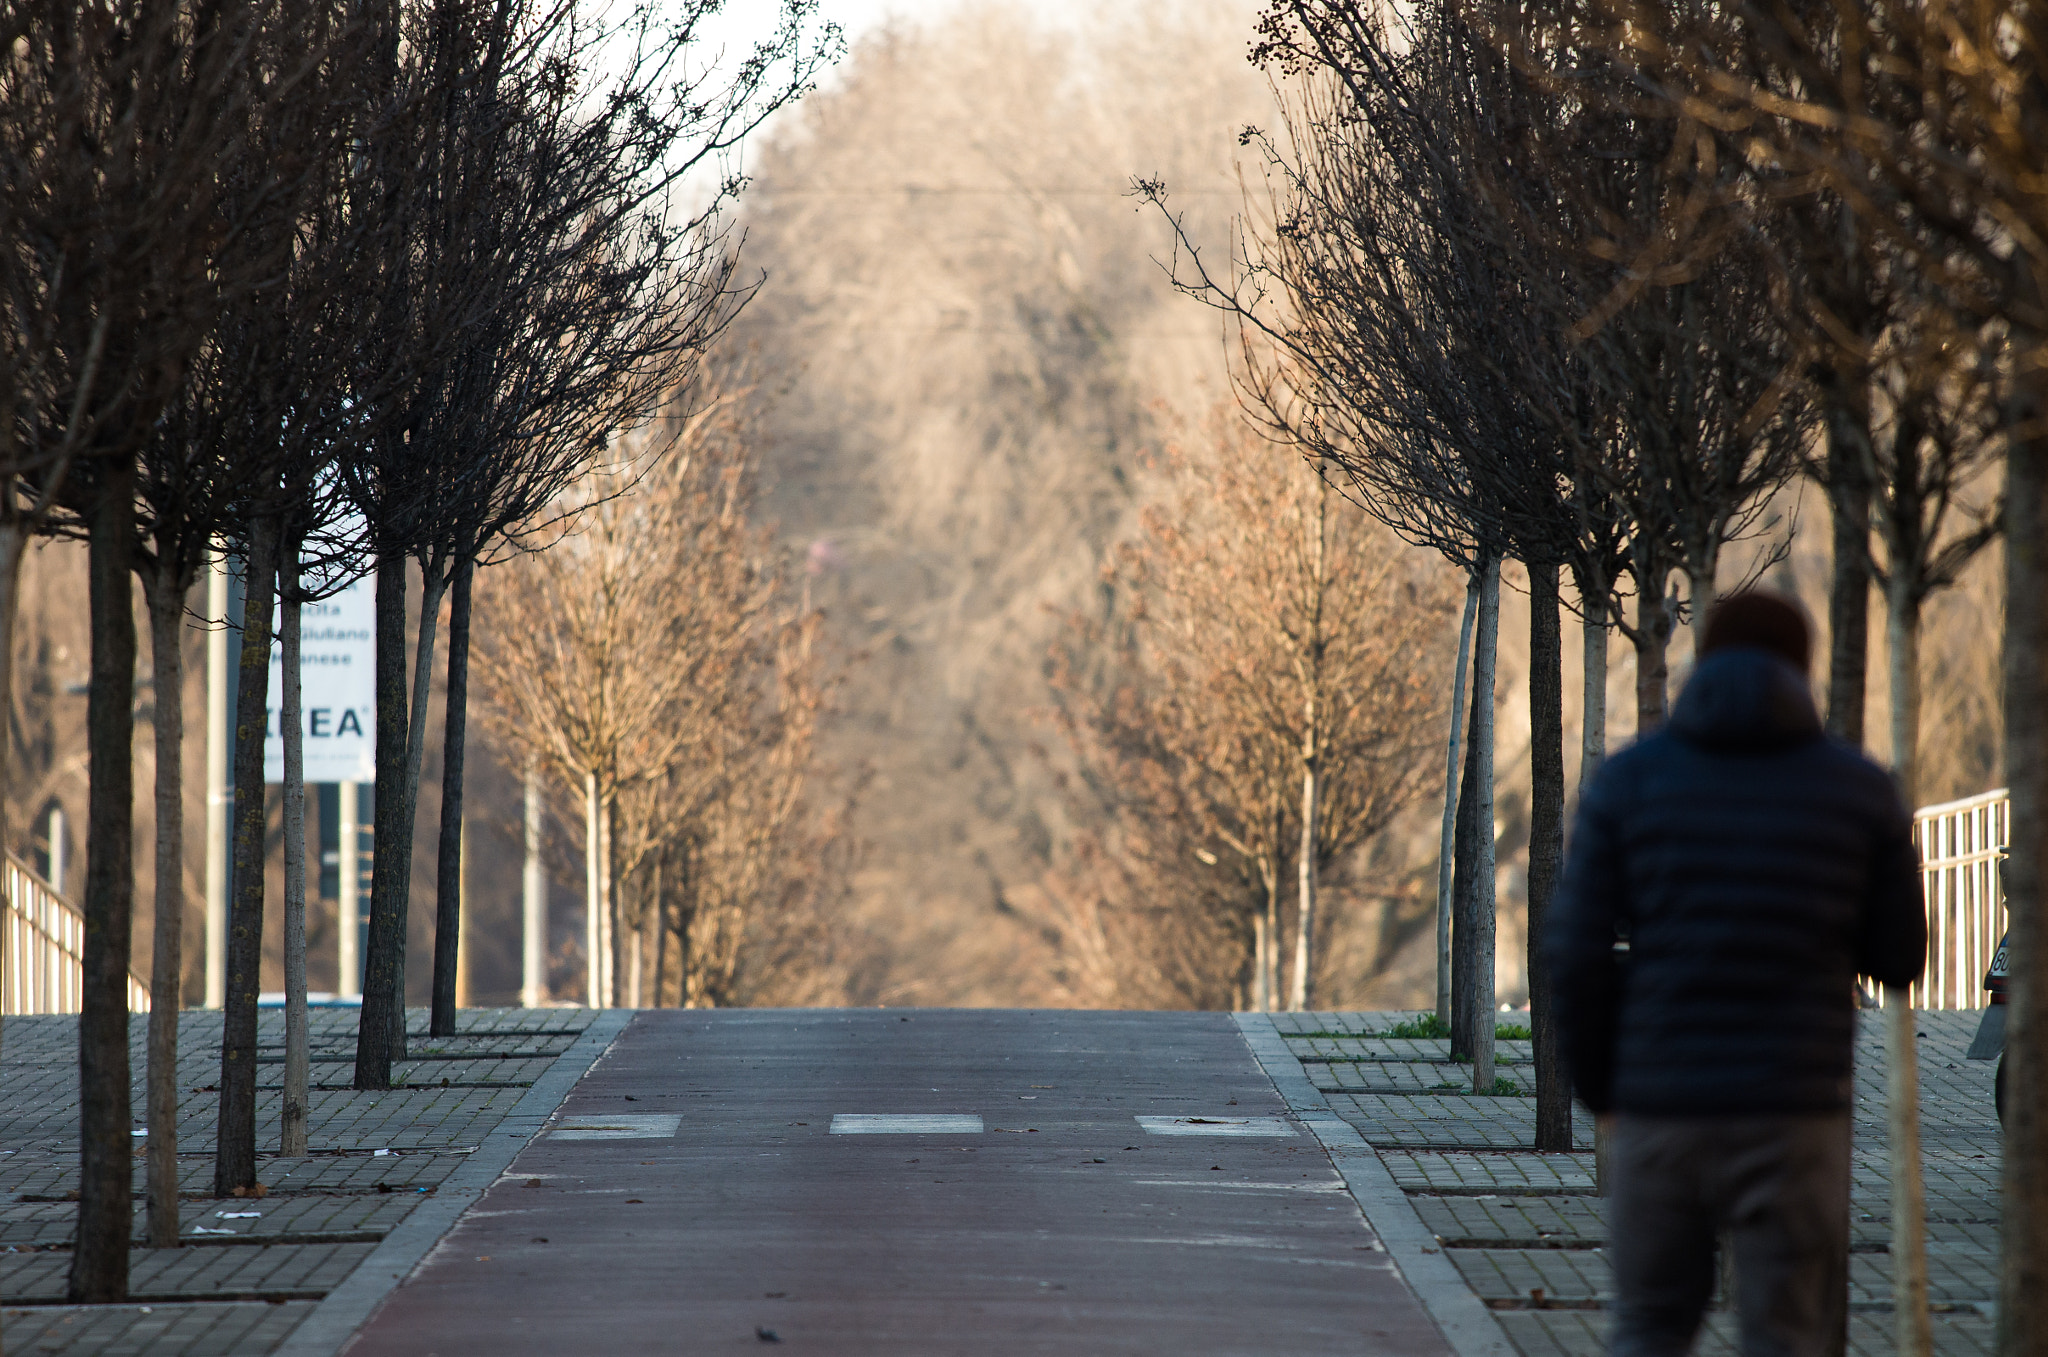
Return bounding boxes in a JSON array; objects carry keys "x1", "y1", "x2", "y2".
[{"x1": 347, "y1": 1009, "x2": 1451, "y2": 1355}]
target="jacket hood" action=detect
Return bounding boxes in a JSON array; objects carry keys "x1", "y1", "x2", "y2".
[{"x1": 1669, "y1": 647, "x2": 1823, "y2": 751}]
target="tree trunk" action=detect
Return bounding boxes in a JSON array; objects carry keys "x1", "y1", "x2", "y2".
[
  {"x1": 1687, "y1": 560, "x2": 1716, "y2": 654},
  {"x1": 0, "y1": 521, "x2": 25, "y2": 1040},
  {"x1": 676, "y1": 852, "x2": 695, "y2": 1007},
  {"x1": 585, "y1": 771, "x2": 602, "y2": 1008},
  {"x1": 625, "y1": 873, "x2": 641, "y2": 1009},
  {"x1": 431, "y1": 556, "x2": 475, "y2": 1036},
  {"x1": 1467, "y1": 558, "x2": 1499, "y2": 1095},
  {"x1": 1437, "y1": 575, "x2": 1479, "y2": 1022},
  {"x1": 1581, "y1": 574, "x2": 1613, "y2": 1192},
  {"x1": 649, "y1": 853, "x2": 666, "y2": 1008},
  {"x1": 387, "y1": 564, "x2": 447, "y2": 1061},
  {"x1": 1450, "y1": 679, "x2": 1483, "y2": 1060},
  {"x1": 456, "y1": 816, "x2": 471, "y2": 1009},
  {"x1": 1288, "y1": 728, "x2": 1320, "y2": 1013},
  {"x1": 143, "y1": 562, "x2": 186, "y2": 1248},
  {"x1": 215, "y1": 515, "x2": 277, "y2": 1196},
  {"x1": 1825, "y1": 393, "x2": 1874, "y2": 745},
  {"x1": 1883, "y1": 572, "x2": 1932, "y2": 1357},
  {"x1": 1528, "y1": 563, "x2": 1570, "y2": 1150},
  {"x1": 72, "y1": 461, "x2": 139, "y2": 1303},
  {"x1": 280, "y1": 545, "x2": 309, "y2": 1157},
  {"x1": 522, "y1": 765, "x2": 546, "y2": 1007},
  {"x1": 356, "y1": 545, "x2": 410, "y2": 1089},
  {"x1": 601, "y1": 795, "x2": 617, "y2": 1006},
  {"x1": 1245, "y1": 908, "x2": 1261, "y2": 1015},
  {"x1": 1579, "y1": 577, "x2": 1608, "y2": 789},
  {"x1": 1634, "y1": 576, "x2": 1675, "y2": 734},
  {"x1": 1264, "y1": 794, "x2": 1282, "y2": 1009},
  {"x1": 638, "y1": 866, "x2": 660, "y2": 1008},
  {"x1": 1999, "y1": 379, "x2": 2048, "y2": 1357}
]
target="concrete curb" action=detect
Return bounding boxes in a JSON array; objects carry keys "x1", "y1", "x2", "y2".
[
  {"x1": 1233, "y1": 1012, "x2": 1512, "y2": 1357},
  {"x1": 274, "y1": 1009, "x2": 636, "y2": 1357}
]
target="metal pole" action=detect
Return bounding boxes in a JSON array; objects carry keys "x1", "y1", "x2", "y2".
[
  {"x1": 204, "y1": 547, "x2": 230, "y2": 1009},
  {"x1": 522, "y1": 767, "x2": 546, "y2": 1008},
  {"x1": 337, "y1": 781, "x2": 359, "y2": 999},
  {"x1": 45, "y1": 803, "x2": 64, "y2": 896}
]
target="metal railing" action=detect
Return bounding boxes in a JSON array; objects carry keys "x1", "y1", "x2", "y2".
[
  {"x1": 1909, "y1": 787, "x2": 2009, "y2": 1010},
  {"x1": 2, "y1": 853, "x2": 151, "y2": 1015}
]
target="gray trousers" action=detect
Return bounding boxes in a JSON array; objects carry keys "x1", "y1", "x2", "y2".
[{"x1": 1608, "y1": 1112, "x2": 1850, "y2": 1357}]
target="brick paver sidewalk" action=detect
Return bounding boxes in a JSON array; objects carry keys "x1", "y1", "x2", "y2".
[
  {"x1": 0, "y1": 1007, "x2": 596, "y2": 1356},
  {"x1": 1267, "y1": 1009, "x2": 2000, "y2": 1357}
]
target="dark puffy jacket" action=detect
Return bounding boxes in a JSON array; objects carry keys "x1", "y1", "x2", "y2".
[{"x1": 1546, "y1": 647, "x2": 1926, "y2": 1115}]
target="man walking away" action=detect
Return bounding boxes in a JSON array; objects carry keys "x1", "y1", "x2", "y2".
[{"x1": 1547, "y1": 591, "x2": 1925, "y2": 1357}]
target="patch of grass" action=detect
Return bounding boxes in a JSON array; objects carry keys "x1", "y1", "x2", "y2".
[
  {"x1": 1386, "y1": 1013, "x2": 1451, "y2": 1039},
  {"x1": 1383, "y1": 1013, "x2": 1530, "y2": 1041},
  {"x1": 1425, "y1": 1076, "x2": 1525, "y2": 1096}
]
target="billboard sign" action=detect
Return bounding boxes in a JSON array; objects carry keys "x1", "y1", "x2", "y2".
[{"x1": 265, "y1": 572, "x2": 376, "y2": 783}]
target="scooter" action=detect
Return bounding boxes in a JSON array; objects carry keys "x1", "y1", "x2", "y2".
[{"x1": 1965, "y1": 931, "x2": 2008, "y2": 1124}]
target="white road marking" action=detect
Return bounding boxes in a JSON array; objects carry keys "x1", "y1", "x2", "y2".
[
  {"x1": 830, "y1": 1114, "x2": 983, "y2": 1134},
  {"x1": 550, "y1": 1114, "x2": 681, "y2": 1140},
  {"x1": 1127, "y1": 1178, "x2": 1349, "y2": 1192},
  {"x1": 1135, "y1": 1115, "x2": 1297, "y2": 1137}
]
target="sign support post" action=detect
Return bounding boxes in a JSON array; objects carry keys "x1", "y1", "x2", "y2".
[{"x1": 204, "y1": 550, "x2": 231, "y2": 1009}]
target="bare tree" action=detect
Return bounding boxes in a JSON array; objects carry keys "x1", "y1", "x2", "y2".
[
  {"x1": 1143, "y1": 1, "x2": 1615, "y2": 1108},
  {"x1": 342, "y1": 0, "x2": 837, "y2": 1084},
  {"x1": 2, "y1": 0, "x2": 364, "y2": 1299},
  {"x1": 1865, "y1": 313, "x2": 2003, "y2": 807},
  {"x1": 1046, "y1": 410, "x2": 1454, "y2": 1009},
  {"x1": 472, "y1": 383, "x2": 844, "y2": 1009},
  {"x1": 1482, "y1": 1, "x2": 2037, "y2": 1337}
]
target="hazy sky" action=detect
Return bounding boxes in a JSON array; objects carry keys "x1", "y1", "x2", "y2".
[
  {"x1": 702, "y1": 0, "x2": 1098, "y2": 64},
  {"x1": 670, "y1": 0, "x2": 1103, "y2": 204},
  {"x1": 818, "y1": 0, "x2": 1094, "y2": 40}
]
